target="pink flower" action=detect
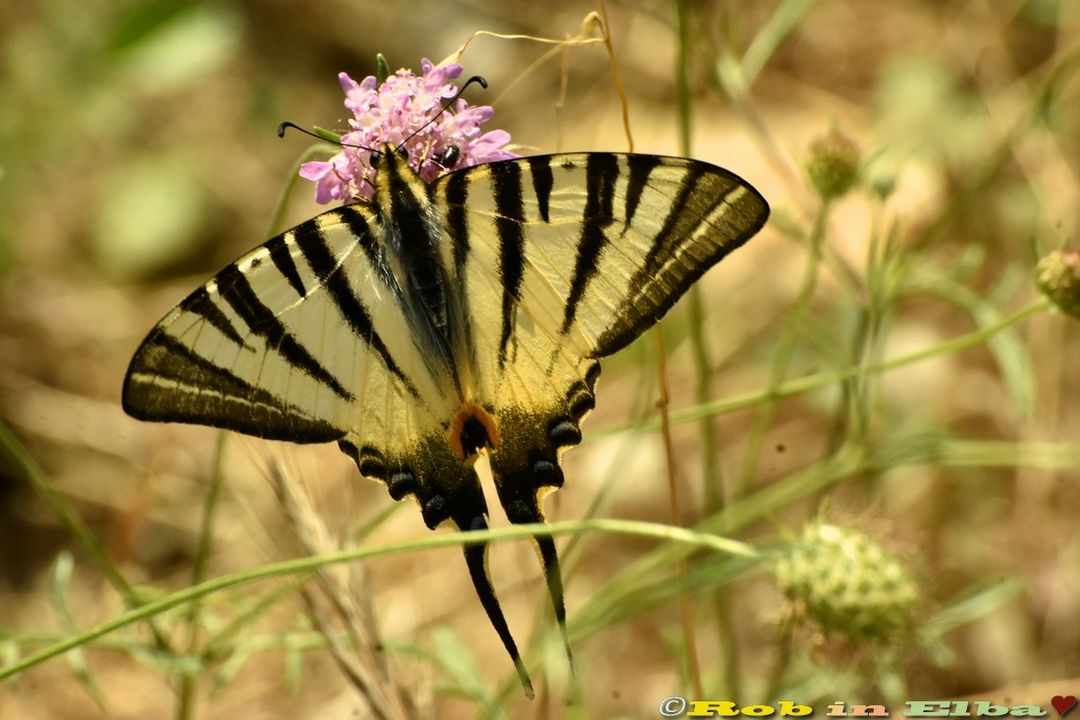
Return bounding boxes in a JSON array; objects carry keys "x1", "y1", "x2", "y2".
[{"x1": 300, "y1": 58, "x2": 516, "y2": 203}]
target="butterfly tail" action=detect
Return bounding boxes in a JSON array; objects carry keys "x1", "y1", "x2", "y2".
[
  {"x1": 371, "y1": 440, "x2": 534, "y2": 699},
  {"x1": 530, "y1": 512, "x2": 574, "y2": 673},
  {"x1": 496, "y1": 463, "x2": 574, "y2": 673},
  {"x1": 460, "y1": 515, "x2": 535, "y2": 699}
]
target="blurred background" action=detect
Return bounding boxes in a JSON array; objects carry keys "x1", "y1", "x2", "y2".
[{"x1": 2, "y1": 1, "x2": 1079, "y2": 718}]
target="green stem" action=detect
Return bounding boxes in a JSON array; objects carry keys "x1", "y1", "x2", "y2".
[
  {"x1": 735, "y1": 199, "x2": 831, "y2": 493},
  {"x1": 677, "y1": 0, "x2": 739, "y2": 698},
  {"x1": 176, "y1": 431, "x2": 227, "y2": 720},
  {"x1": 605, "y1": 298, "x2": 1050, "y2": 435},
  {"x1": 202, "y1": 576, "x2": 312, "y2": 662},
  {"x1": 265, "y1": 142, "x2": 339, "y2": 237},
  {"x1": 740, "y1": 0, "x2": 817, "y2": 87},
  {"x1": 0, "y1": 519, "x2": 757, "y2": 682},
  {"x1": 762, "y1": 619, "x2": 794, "y2": 702}
]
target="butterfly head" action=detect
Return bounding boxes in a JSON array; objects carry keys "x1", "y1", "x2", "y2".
[{"x1": 369, "y1": 143, "x2": 426, "y2": 205}]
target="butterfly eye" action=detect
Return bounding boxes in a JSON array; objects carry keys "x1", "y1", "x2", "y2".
[
  {"x1": 369, "y1": 151, "x2": 382, "y2": 168},
  {"x1": 436, "y1": 145, "x2": 461, "y2": 168},
  {"x1": 395, "y1": 145, "x2": 409, "y2": 161}
]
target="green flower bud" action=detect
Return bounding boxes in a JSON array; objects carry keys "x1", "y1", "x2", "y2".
[
  {"x1": 806, "y1": 129, "x2": 861, "y2": 200},
  {"x1": 376, "y1": 53, "x2": 391, "y2": 85},
  {"x1": 774, "y1": 523, "x2": 918, "y2": 639},
  {"x1": 1036, "y1": 249, "x2": 1080, "y2": 319}
]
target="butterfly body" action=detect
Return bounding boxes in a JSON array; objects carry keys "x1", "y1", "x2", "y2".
[{"x1": 123, "y1": 146, "x2": 769, "y2": 695}]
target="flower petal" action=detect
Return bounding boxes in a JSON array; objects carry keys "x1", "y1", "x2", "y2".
[
  {"x1": 338, "y1": 72, "x2": 360, "y2": 94},
  {"x1": 300, "y1": 59, "x2": 516, "y2": 203},
  {"x1": 299, "y1": 160, "x2": 332, "y2": 181}
]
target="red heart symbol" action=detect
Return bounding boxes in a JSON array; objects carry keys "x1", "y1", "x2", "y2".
[{"x1": 1052, "y1": 696, "x2": 1078, "y2": 717}]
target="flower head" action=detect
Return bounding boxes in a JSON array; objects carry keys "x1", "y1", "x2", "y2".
[
  {"x1": 1036, "y1": 248, "x2": 1080, "y2": 319},
  {"x1": 774, "y1": 523, "x2": 919, "y2": 640},
  {"x1": 300, "y1": 58, "x2": 516, "y2": 204},
  {"x1": 806, "y1": 128, "x2": 861, "y2": 200}
]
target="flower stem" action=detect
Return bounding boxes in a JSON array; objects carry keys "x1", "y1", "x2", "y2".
[
  {"x1": 0, "y1": 519, "x2": 758, "y2": 682},
  {"x1": 735, "y1": 198, "x2": 829, "y2": 493},
  {"x1": 175, "y1": 431, "x2": 227, "y2": 720},
  {"x1": 665, "y1": 297, "x2": 1050, "y2": 428},
  {"x1": 265, "y1": 142, "x2": 339, "y2": 237},
  {"x1": 676, "y1": 0, "x2": 738, "y2": 698}
]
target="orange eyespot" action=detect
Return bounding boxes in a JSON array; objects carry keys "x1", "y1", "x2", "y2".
[{"x1": 448, "y1": 402, "x2": 500, "y2": 462}]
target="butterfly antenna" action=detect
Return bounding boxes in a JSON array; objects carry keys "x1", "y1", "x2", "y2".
[
  {"x1": 396, "y1": 75, "x2": 488, "y2": 151},
  {"x1": 276, "y1": 121, "x2": 374, "y2": 152}
]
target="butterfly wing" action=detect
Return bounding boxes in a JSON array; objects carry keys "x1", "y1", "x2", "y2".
[
  {"x1": 431, "y1": 152, "x2": 769, "y2": 652},
  {"x1": 123, "y1": 151, "x2": 768, "y2": 695},
  {"x1": 122, "y1": 205, "x2": 464, "y2": 502}
]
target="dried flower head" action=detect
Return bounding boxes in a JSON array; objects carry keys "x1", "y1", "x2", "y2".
[
  {"x1": 300, "y1": 58, "x2": 516, "y2": 204},
  {"x1": 806, "y1": 128, "x2": 861, "y2": 200},
  {"x1": 774, "y1": 523, "x2": 918, "y2": 640},
  {"x1": 1036, "y1": 248, "x2": 1080, "y2": 319}
]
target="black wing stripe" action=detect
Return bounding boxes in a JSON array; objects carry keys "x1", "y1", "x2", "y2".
[
  {"x1": 293, "y1": 216, "x2": 422, "y2": 401},
  {"x1": 528, "y1": 155, "x2": 554, "y2": 223},
  {"x1": 179, "y1": 286, "x2": 247, "y2": 348},
  {"x1": 125, "y1": 332, "x2": 343, "y2": 442},
  {"x1": 445, "y1": 171, "x2": 470, "y2": 274},
  {"x1": 266, "y1": 234, "x2": 307, "y2": 299},
  {"x1": 623, "y1": 154, "x2": 662, "y2": 235},
  {"x1": 641, "y1": 163, "x2": 706, "y2": 277},
  {"x1": 443, "y1": 170, "x2": 476, "y2": 362},
  {"x1": 593, "y1": 167, "x2": 769, "y2": 357},
  {"x1": 340, "y1": 207, "x2": 401, "y2": 297},
  {"x1": 560, "y1": 152, "x2": 619, "y2": 335},
  {"x1": 216, "y1": 263, "x2": 353, "y2": 401},
  {"x1": 491, "y1": 161, "x2": 526, "y2": 370}
]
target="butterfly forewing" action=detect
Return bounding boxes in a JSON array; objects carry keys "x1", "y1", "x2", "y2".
[
  {"x1": 433, "y1": 152, "x2": 769, "y2": 419},
  {"x1": 122, "y1": 205, "x2": 453, "y2": 450}
]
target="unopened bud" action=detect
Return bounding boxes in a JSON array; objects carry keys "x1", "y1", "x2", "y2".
[{"x1": 806, "y1": 129, "x2": 860, "y2": 200}]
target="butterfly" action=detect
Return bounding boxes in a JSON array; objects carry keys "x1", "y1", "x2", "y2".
[{"x1": 122, "y1": 143, "x2": 769, "y2": 696}]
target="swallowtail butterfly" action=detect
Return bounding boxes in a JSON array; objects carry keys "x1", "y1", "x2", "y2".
[{"x1": 122, "y1": 143, "x2": 769, "y2": 695}]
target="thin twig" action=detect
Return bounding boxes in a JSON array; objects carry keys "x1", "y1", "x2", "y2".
[
  {"x1": 596, "y1": 0, "x2": 634, "y2": 151},
  {"x1": 176, "y1": 431, "x2": 228, "y2": 720},
  {"x1": 597, "y1": 298, "x2": 1051, "y2": 436},
  {"x1": 669, "y1": 0, "x2": 708, "y2": 698}
]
